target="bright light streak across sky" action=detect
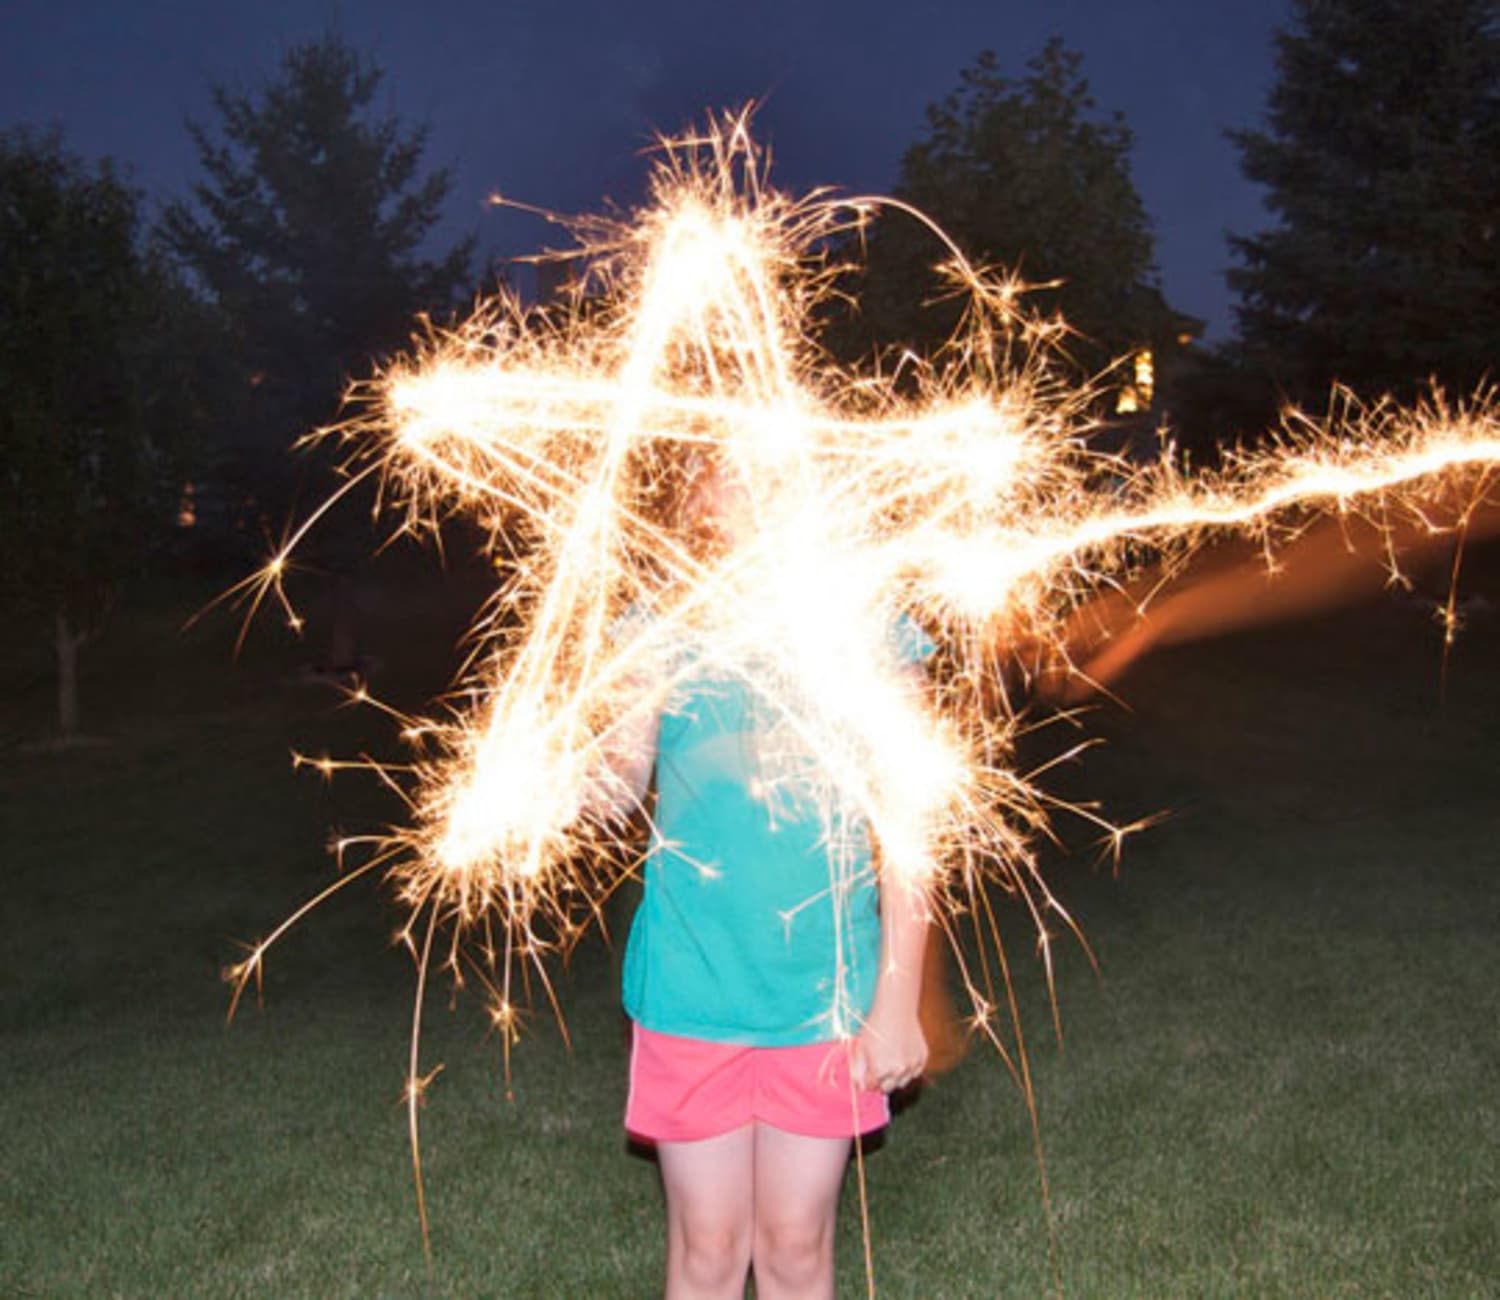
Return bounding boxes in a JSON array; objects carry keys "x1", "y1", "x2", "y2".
[{"x1": 222, "y1": 112, "x2": 1499, "y2": 1258}]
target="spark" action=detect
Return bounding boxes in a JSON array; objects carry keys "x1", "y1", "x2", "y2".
[{"x1": 225, "y1": 111, "x2": 1500, "y2": 1268}]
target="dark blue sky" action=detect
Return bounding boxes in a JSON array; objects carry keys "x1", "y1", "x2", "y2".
[{"x1": 1, "y1": 0, "x2": 1291, "y2": 339}]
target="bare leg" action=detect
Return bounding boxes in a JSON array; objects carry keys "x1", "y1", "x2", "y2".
[
  {"x1": 751, "y1": 1124, "x2": 852, "y2": 1300},
  {"x1": 658, "y1": 1125, "x2": 755, "y2": 1299}
]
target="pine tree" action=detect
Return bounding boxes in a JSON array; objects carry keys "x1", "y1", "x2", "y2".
[
  {"x1": 1229, "y1": 0, "x2": 1500, "y2": 403},
  {"x1": 161, "y1": 36, "x2": 473, "y2": 523},
  {"x1": 845, "y1": 40, "x2": 1186, "y2": 380}
]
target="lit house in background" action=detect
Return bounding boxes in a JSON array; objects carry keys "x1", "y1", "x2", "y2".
[
  {"x1": 1115, "y1": 321, "x2": 1204, "y2": 417},
  {"x1": 1115, "y1": 348, "x2": 1155, "y2": 414}
]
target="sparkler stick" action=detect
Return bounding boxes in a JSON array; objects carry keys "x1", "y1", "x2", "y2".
[{"x1": 224, "y1": 111, "x2": 1500, "y2": 1273}]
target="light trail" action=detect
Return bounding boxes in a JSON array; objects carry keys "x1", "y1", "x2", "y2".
[{"x1": 222, "y1": 111, "x2": 1500, "y2": 1272}]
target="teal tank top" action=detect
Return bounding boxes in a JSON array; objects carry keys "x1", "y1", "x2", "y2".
[{"x1": 622, "y1": 620, "x2": 932, "y2": 1045}]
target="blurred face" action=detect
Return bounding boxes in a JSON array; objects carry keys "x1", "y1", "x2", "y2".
[{"x1": 686, "y1": 456, "x2": 755, "y2": 548}]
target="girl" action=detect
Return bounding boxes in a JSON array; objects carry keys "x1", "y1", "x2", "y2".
[{"x1": 612, "y1": 458, "x2": 933, "y2": 1299}]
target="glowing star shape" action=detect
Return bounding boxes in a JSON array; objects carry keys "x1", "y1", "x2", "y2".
[{"x1": 223, "y1": 112, "x2": 1500, "y2": 1256}]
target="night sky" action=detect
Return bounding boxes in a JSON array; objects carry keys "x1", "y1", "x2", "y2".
[{"x1": 1, "y1": 0, "x2": 1292, "y2": 339}]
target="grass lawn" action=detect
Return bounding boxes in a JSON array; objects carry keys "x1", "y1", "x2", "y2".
[{"x1": 2, "y1": 564, "x2": 1497, "y2": 1297}]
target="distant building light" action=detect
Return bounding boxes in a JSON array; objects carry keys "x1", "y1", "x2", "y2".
[
  {"x1": 177, "y1": 482, "x2": 197, "y2": 529},
  {"x1": 1134, "y1": 349, "x2": 1155, "y2": 396},
  {"x1": 1115, "y1": 347, "x2": 1154, "y2": 415}
]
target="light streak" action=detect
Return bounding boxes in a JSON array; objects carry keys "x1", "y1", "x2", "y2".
[{"x1": 222, "y1": 111, "x2": 1500, "y2": 1268}]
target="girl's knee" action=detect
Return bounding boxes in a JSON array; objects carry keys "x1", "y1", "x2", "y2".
[
  {"x1": 752, "y1": 1216, "x2": 833, "y2": 1291},
  {"x1": 671, "y1": 1215, "x2": 752, "y2": 1290}
]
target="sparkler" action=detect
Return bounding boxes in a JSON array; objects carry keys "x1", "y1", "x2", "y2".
[{"x1": 223, "y1": 111, "x2": 1500, "y2": 1270}]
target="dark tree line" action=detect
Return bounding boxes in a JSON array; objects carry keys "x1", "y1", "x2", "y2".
[
  {"x1": 1168, "y1": 0, "x2": 1500, "y2": 448},
  {"x1": 0, "y1": 130, "x2": 206, "y2": 734},
  {"x1": 1, "y1": 37, "x2": 473, "y2": 736},
  {"x1": 844, "y1": 3, "x2": 1500, "y2": 448},
  {"x1": 1227, "y1": 0, "x2": 1500, "y2": 411}
]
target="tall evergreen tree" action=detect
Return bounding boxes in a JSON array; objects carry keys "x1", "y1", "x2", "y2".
[
  {"x1": 161, "y1": 35, "x2": 473, "y2": 525},
  {"x1": 843, "y1": 40, "x2": 1187, "y2": 382},
  {"x1": 1228, "y1": 0, "x2": 1500, "y2": 403}
]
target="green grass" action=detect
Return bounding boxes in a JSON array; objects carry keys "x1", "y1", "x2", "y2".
[{"x1": 2, "y1": 569, "x2": 1498, "y2": 1297}]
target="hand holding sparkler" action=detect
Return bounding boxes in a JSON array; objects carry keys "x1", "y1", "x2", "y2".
[{"x1": 851, "y1": 873, "x2": 931, "y2": 1094}]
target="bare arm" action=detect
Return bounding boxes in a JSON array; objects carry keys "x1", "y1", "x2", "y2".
[
  {"x1": 850, "y1": 865, "x2": 931, "y2": 1093},
  {"x1": 585, "y1": 690, "x2": 661, "y2": 823}
]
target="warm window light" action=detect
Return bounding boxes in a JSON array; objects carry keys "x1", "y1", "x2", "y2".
[
  {"x1": 1115, "y1": 347, "x2": 1154, "y2": 415},
  {"x1": 176, "y1": 482, "x2": 197, "y2": 529},
  {"x1": 1134, "y1": 349, "x2": 1155, "y2": 399}
]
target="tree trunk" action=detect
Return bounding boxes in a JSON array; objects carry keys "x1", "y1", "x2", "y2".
[{"x1": 56, "y1": 610, "x2": 84, "y2": 738}]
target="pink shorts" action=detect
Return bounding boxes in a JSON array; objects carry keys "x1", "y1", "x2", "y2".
[{"x1": 625, "y1": 1023, "x2": 890, "y2": 1143}]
